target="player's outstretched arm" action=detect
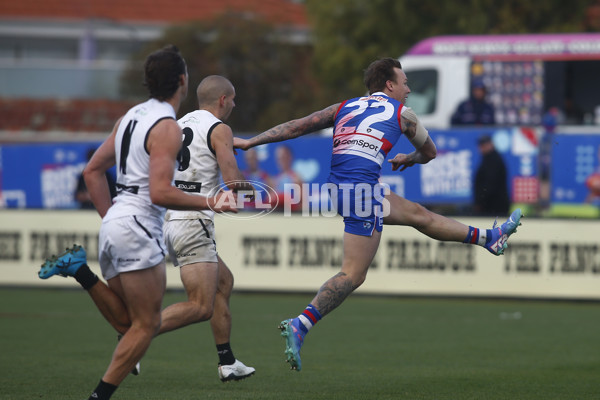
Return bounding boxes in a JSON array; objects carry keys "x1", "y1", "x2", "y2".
[
  {"x1": 212, "y1": 123, "x2": 254, "y2": 193},
  {"x1": 234, "y1": 103, "x2": 341, "y2": 150}
]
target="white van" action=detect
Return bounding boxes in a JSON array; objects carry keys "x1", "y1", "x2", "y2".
[{"x1": 400, "y1": 33, "x2": 600, "y2": 129}]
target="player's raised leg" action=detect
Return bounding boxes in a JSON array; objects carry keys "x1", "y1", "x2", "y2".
[
  {"x1": 280, "y1": 231, "x2": 381, "y2": 371},
  {"x1": 383, "y1": 191, "x2": 521, "y2": 254},
  {"x1": 38, "y1": 245, "x2": 87, "y2": 279},
  {"x1": 38, "y1": 245, "x2": 131, "y2": 333},
  {"x1": 483, "y1": 208, "x2": 523, "y2": 255}
]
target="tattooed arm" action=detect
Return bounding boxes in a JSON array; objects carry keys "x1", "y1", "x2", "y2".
[
  {"x1": 234, "y1": 103, "x2": 341, "y2": 150},
  {"x1": 388, "y1": 113, "x2": 437, "y2": 172}
]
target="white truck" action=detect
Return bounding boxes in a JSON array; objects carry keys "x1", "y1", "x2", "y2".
[{"x1": 400, "y1": 33, "x2": 600, "y2": 130}]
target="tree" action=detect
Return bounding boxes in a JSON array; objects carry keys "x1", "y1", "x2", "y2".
[
  {"x1": 120, "y1": 13, "x2": 320, "y2": 132},
  {"x1": 305, "y1": 0, "x2": 597, "y2": 103},
  {"x1": 121, "y1": 1, "x2": 599, "y2": 131}
]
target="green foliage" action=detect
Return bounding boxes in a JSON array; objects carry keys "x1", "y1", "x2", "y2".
[
  {"x1": 120, "y1": 1, "x2": 597, "y2": 131},
  {"x1": 120, "y1": 13, "x2": 320, "y2": 132},
  {"x1": 306, "y1": 0, "x2": 596, "y2": 102}
]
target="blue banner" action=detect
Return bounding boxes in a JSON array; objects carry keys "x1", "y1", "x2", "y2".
[
  {"x1": 234, "y1": 127, "x2": 539, "y2": 206},
  {"x1": 549, "y1": 133, "x2": 600, "y2": 204},
  {"x1": 2, "y1": 127, "x2": 598, "y2": 210},
  {"x1": 1, "y1": 142, "x2": 103, "y2": 208}
]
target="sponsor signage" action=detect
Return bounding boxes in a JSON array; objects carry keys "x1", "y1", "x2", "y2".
[
  {"x1": 1, "y1": 129, "x2": 599, "y2": 209},
  {"x1": 1, "y1": 210, "x2": 598, "y2": 299}
]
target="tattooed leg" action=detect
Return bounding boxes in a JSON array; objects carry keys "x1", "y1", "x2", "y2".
[
  {"x1": 310, "y1": 231, "x2": 381, "y2": 317},
  {"x1": 312, "y1": 272, "x2": 355, "y2": 316}
]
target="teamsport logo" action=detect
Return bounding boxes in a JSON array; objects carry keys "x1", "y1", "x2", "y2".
[
  {"x1": 207, "y1": 181, "x2": 391, "y2": 220},
  {"x1": 206, "y1": 180, "x2": 279, "y2": 219}
]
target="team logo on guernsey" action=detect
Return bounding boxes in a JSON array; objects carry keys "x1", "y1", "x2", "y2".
[
  {"x1": 175, "y1": 180, "x2": 201, "y2": 193},
  {"x1": 332, "y1": 133, "x2": 385, "y2": 165},
  {"x1": 207, "y1": 180, "x2": 279, "y2": 219},
  {"x1": 333, "y1": 136, "x2": 381, "y2": 152}
]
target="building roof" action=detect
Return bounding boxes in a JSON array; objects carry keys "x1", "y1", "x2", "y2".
[{"x1": 0, "y1": 0, "x2": 307, "y2": 27}]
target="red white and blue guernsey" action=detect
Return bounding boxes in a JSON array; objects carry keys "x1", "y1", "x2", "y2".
[{"x1": 328, "y1": 92, "x2": 405, "y2": 236}]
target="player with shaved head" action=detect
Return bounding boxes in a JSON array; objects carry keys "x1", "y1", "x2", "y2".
[{"x1": 161, "y1": 75, "x2": 256, "y2": 381}]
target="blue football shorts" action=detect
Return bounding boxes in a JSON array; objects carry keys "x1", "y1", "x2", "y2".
[{"x1": 329, "y1": 183, "x2": 386, "y2": 237}]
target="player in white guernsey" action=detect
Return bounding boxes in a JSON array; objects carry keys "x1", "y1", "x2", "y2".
[
  {"x1": 235, "y1": 58, "x2": 522, "y2": 372},
  {"x1": 36, "y1": 46, "x2": 236, "y2": 400},
  {"x1": 161, "y1": 75, "x2": 255, "y2": 381}
]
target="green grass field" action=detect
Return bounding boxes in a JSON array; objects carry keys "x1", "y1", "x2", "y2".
[{"x1": 1, "y1": 287, "x2": 599, "y2": 400}]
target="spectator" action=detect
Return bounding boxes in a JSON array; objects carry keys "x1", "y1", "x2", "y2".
[
  {"x1": 271, "y1": 145, "x2": 303, "y2": 211},
  {"x1": 473, "y1": 135, "x2": 510, "y2": 216},
  {"x1": 451, "y1": 80, "x2": 496, "y2": 126},
  {"x1": 563, "y1": 97, "x2": 585, "y2": 125},
  {"x1": 241, "y1": 147, "x2": 273, "y2": 208},
  {"x1": 585, "y1": 172, "x2": 600, "y2": 205},
  {"x1": 243, "y1": 147, "x2": 271, "y2": 185},
  {"x1": 585, "y1": 145, "x2": 600, "y2": 205},
  {"x1": 74, "y1": 148, "x2": 116, "y2": 209}
]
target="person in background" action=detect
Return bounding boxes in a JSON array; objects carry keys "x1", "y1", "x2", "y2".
[
  {"x1": 271, "y1": 144, "x2": 303, "y2": 211},
  {"x1": 75, "y1": 147, "x2": 116, "y2": 209},
  {"x1": 473, "y1": 134, "x2": 510, "y2": 216},
  {"x1": 242, "y1": 147, "x2": 273, "y2": 208},
  {"x1": 584, "y1": 144, "x2": 600, "y2": 206},
  {"x1": 451, "y1": 80, "x2": 496, "y2": 126},
  {"x1": 243, "y1": 147, "x2": 272, "y2": 185}
]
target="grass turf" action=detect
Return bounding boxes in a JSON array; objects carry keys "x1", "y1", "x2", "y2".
[{"x1": 0, "y1": 287, "x2": 599, "y2": 399}]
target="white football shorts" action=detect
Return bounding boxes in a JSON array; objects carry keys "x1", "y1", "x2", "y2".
[
  {"x1": 163, "y1": 218, "x2": 218, "y2": 267},
  {"x1": 98, "y1": 215, "x2": 166, "y2": 280}
]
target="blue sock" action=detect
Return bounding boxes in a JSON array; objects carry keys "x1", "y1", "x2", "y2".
[{"x1": 297, "y1": 304, "x2": 322, "y2": 334}]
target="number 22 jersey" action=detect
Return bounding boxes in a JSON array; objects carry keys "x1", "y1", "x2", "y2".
[{"x1": 329, "y1": 92, "x2": 405, "y2": 185}]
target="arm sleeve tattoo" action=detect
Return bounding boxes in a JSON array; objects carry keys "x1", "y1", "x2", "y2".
[{"x1": 246, "y1": 103, "x2": 340, "y2": 148}]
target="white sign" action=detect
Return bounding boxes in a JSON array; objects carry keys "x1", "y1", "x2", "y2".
[{"x1": 0, "y1": 210, "x2": 598, "y2": 299}]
